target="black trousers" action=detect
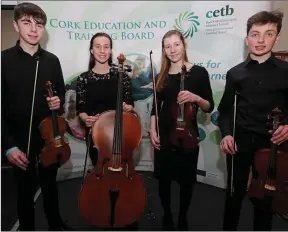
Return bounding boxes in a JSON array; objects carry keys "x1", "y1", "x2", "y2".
[
  {"x1": 158, "y1": 178, "x2": 195, "y2": 217},
  {"x1": 13, "y1": 155, "x2": 62, "y2": 231},
  {"x1": 223, "y1": 130, "x2": 273, "y2": 231}
]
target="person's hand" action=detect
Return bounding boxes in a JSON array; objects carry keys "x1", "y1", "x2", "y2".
[
  {"x1": 270, "y1": 125, "x2": 288, "y2": 145},
  {"x1": 7, "y1": 148, "x2": 29, "y2": 170},
  {"x1": 123, "y1": 102, "x2": 133, "y2": 112},
  {"x1": 46, "y1": 96, "x2": 61, "y2": 110},
  {"x1": 220, "y1": 135, "x2": 237, "y2": 155},
  {"x1": 84, "y1": 114, "x2": 100, "y2": 127},
  {"x1": 177, "y1": 91, "x2": 200, "y2": 104},
  {"x1": 150, "y1": 130, "x2": 160, "y2": 150}
]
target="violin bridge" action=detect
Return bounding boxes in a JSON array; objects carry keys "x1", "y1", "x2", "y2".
[
  {"x1": 264, "y1": 184, "x2": 276, "y2": 191},
  {"x1": 54, "y1": 136, "x2": 62, "y2": 148}
]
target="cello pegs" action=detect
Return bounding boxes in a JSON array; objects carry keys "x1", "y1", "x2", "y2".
[{"x1": 125, "y1": 65, "x2": 132, "y2": 72}]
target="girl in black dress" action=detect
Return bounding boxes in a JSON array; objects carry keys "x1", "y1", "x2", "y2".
[
  {"x1": 150, "y1": 30, "x2": 214, "y2": 230},
  {"x1": 75, "y1": 33, "x2": 136, "y2": 230},
  {"x1": 76, "y1": 32, "x2": 134, "y2": 166}
]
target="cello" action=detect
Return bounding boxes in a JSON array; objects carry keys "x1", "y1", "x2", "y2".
[
  {"x1": 248, "y1": 107, "x2": 288, "y2": 215},
  {"x1": 38, "y1": 81, "x2": 71, "y2": 167},
  {"x1": 78, "y1": 54, "x2": 146, "y2": 228},
  {"x1": 170, "y1": 64, "x2": 199, "y2": 149}
]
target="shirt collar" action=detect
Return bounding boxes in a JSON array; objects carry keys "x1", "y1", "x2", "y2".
[
  {"x1": 243, "y1": 53, "x2": 278, "y2": 67},
  {"x1": 15, "y1": 40, "x2": 43, "y2": 58}
]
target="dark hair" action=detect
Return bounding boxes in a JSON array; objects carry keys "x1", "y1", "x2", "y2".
[
  {"x1": 88, "y1": 32, "x2": 113, "y2": 70},
  {"x1": 14, "y1": 2, "x2": 47, "y2": 25},
  {"x1": 247, "y1": 10, "x2": 284, "y2": 35}
]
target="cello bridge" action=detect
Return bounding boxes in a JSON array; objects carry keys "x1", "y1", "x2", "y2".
[{"x1": 108, "y1": 167, "x2": 122, "y2": 172}]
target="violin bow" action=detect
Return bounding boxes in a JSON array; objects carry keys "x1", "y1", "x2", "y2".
[
  {"x1": 27, "y1": 58, "x2": 40, "y2": 160},
  {"x1": 230, "y1": 92, "x2": 238, "y2": 196},
  {"x1": 149, "y1": 51, "x2": 159, "y2": 136}
]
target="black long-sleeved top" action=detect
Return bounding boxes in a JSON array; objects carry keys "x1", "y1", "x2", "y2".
[
  {"x1": 1, "y1": 41, "x2": 66, "y2": 153},
  {"x1": 76, "y1": 70, "x2": 134, "y2": 117},
  {"x1": 150, "y1": 65, "x2": 214, "y2": 148},
  {"x1": 217, "y1": 55, "x2": 288, "y2": 137}
]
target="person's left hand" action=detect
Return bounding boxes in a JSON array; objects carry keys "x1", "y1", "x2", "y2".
[
  {"x1": 46, "y1": 96, "x2": 61, "y2": 110},
  {"x1": 123, "y1": 102, "x2": 134, "y2": 112},
  {"x1": 270, "y1": 125, "x2": 288, "y2": 144},
  {"x1": 177, "y1": 91, "x2": 200, "y2": 104}
]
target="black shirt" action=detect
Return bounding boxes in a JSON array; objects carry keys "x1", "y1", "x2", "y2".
[
  {"x1": 1, "y1": 41, "x2": 66, "y2": 153},
  {"x1": 217, "y1": 55, "x2": 288, "y2": 137}
]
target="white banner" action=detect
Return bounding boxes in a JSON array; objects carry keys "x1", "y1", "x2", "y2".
[{"x1": 19, "y1": 1, "x2": 271, "y2": 188}]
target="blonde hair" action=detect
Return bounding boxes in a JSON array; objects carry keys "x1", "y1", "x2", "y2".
[{"x1": 156, "y1": 30, "x2": 188, "y2": 92}]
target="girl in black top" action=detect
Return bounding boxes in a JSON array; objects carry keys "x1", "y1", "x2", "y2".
[
  {"x1": 76, "y1": 32, "x2": 134, "y2": 167},
  {"x1": 76, "y1": 32, "x2": 138, "y2": 230},
  {"x1": 150, "y1": 30, "x2": 214, "y2": 230}
]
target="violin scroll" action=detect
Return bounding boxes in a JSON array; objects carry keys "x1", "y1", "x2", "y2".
[
  {"x1": 266, "y1": 107, "x2": 285, "y2": 131},
  {"x1": 44, "y1": 81, "x2": 58, "y2": 99},
  {"x1": 181, "y1": 64, "x2": 187, "y2": 76}
]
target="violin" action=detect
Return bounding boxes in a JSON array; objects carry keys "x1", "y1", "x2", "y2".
[
  {"x1": 170, "y1": 65, "x2": 198, "y2": 149},
  {"x1": 38, "y1": 81, "x2": 71, "y2": 167},
  {"x1": 78, "y1": 54, "x2": 146, "y2": 228},
  {"x1": 248, "y1": 107, "x2": 288, "y2": 215}
]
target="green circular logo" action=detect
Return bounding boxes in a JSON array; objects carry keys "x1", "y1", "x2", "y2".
[
  {"x1": 198, "y1": 127, "x2": 206, "y2": 142},
  {"x1": 211, "y1": 110, "x2": 219, "y2": 126},
  {"x1": 209, "y1": 129, "x2": 222, "y2": 145},
  {"x1": 173, "y1": 11, "x2": 200, "y2": 39},
  {"x1": 213, "y1": 91, "x2": 224, "y2": 106}
]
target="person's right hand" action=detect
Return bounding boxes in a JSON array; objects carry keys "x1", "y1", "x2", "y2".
[
  {"x1": 7, "y1": 148, "x2": 29, "y2": 170},
  {"x1": 220, "y1": 135, "x2": 237, "y2": 155},
  {"x1": 84, "y1": 114, "x2": 99, "y2": 128},
  {"x1": 150, "y1": 130, "x2": 160, "y2": 150}
]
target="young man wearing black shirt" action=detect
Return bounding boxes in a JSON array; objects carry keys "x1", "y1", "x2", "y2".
[
  {"x1": 218, "y1": 10, "x2": 288, "y2": 231},
  {"x1": 2, "y1": 2, "x2": 70, "y2": 231}
]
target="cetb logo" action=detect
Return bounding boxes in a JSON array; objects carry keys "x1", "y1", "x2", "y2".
[
  {"x1": 173, "y1": 11, "x2": 200, "y2": 39},
  {"x1": 206, "y1": 5, "x2": 234, "y2": 18}
]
